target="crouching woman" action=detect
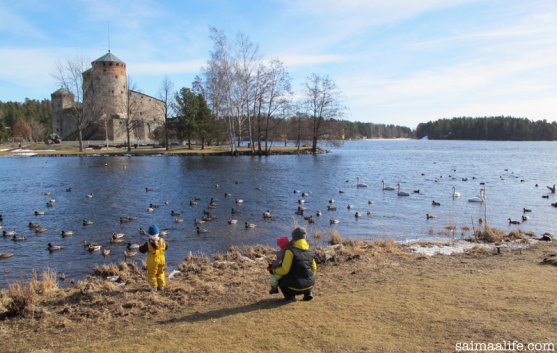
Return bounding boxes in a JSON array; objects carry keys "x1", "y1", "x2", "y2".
[{"x1": 273, "y1": 227, "x2": 316, "y2": 301}]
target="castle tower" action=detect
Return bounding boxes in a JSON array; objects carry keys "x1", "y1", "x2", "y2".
[
  {"x1": 83, "y1": 51, "x2": 128, "y2": 140},
  {"x1": 50, "y1": 87, "x2": 75, "y2": 138}
]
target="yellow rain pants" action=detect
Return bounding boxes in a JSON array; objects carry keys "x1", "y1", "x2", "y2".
[{"x1": 147, "y1": 239, "x2": 167, "y2": 288}]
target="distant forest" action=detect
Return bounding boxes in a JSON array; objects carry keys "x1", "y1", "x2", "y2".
[
  {"x1": 0, "y1": 99, "x2": 51, "y2": 143},
  {"x1": 416, "y1": 116, "x2": 557, "y2": 141}
]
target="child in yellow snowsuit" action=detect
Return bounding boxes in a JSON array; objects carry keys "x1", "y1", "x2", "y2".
[{"x1": 139, "y1": 224, "x2": 168, "y2": 291}]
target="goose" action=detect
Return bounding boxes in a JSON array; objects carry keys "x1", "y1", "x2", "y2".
[
  {"x1": 452, "y1": 186, "x2": 461, "y2": 198},
  {"x1": 316, "y1": 210, "x2": 322, "y2": 217},
  {"x1": 432, "y1": 200, "x2": 441, "y2": 206},
  {"x1": 426, "y1": 213, "x2": 436, "y2": 220},
  {"x1": 123, "y1": 251, "x2": 137, "y2": 258},
  {"x1": 382, "y1": 180, "x2": 395, "y2": 191},
  {"x1": 356, "y1": 177, "x2": 368, "y2": 188},
  {"x1": 397, "y1": 184, "x2": 410, "y2": 197},
  {"x1": 521, "y1": 215, "x2": 529, "y2": 222},
  {"x1": 34, "y1": 211, "x2": 45, "y2": 216},
  {"x1": 102, "y1": 248, "x2": 111, "y2": 256},
  {"x1": 354, "y1": 212, "x2": 362, "y2": 218},
  {"x1": 195, "y1": 226, "x2": 209, "y2": 234},
  {"x1": 227, "y1": 219, "x2": 238, "y2": 225},
  {"x1": 508, "y1": 218, "x2": 521, "y2": 225},
  {"x1": 327, "y1": 205, "x2": 337, "y2": 211},
  {"x1": 330, "y1": 219, "x2": 340, "y2": 225},
  {"x1": 3, "y1": 230, "x2": 15, "y2": 237},
  {"x1": 468, "y1": 189, "x2": 485, "y2": 203},
  {"x1": 83, "y1": 220, "x2": 94, "y2": 226},
  {"x1": 0, "y1": 253, "x2": 14, "y2": 259},
  {"x1": 175, "y1": 218, "x2": 184, "y2": 223},
  {"x1": 127, "y1": 242, "x2": 140, "y2": 250},
  {"x1": 547, "y1": 184, "x2": 556, "y2": 194},
  {"x1": 88, "y1": 244, "x2": 102, "y2": 252},
  {"x1": 47, "y1": 243, "x2": 63, "y2": 252},
  {"x1": 112, "y1": 232, "x2": 125, "y2": 239},
  {"x1": 12, "y1": 235, "x2": 26, "y2": 242},
  {"x1": 170, "y1": 210, "x2": 181, "y2": 216},
  {"x1": 61, "y1": 230, "x2": 73, "y2": 237},
  {"x1": 262, "y1": 210, "x2": 272, "y2": 219},
  {"x1": 245, "y1": 222, "x2": 256, "y2": 229},
  {"x1": 35, "y1": 227, "x2": 47, "y2": 234},
  {"x1": 523, "y1": 208, "x2": 532, "y2": 213}
]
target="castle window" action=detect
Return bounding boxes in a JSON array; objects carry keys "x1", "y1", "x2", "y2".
[
  {"x1": 115, "y1": 75, "x2": 118, "y2": 79},
  {"x1": 109, "y1": 63, "x2": 112, "y2": 66},
  {"x1": 112, "y1": 90, "x2": 114, "y2": 94}
]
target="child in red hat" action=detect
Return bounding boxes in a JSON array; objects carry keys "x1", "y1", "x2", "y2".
[{"x1": 268, "y1": 236, "x2": 290, "y2": 294}]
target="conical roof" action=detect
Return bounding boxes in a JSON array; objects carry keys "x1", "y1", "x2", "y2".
[
  {"x1": 92, "y1": 51, "x2": 124, "y2": 63},
  {"x1": 52, "y1": 87, "x2": 72, "y2": 95}
]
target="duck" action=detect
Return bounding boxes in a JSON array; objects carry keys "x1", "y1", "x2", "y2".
[
  {"x1": 330, "y1": 219, "x2": 340, "y2": 225},
  {"x1": 44, "y1": 191, "x2": 51, "y2": 196},
  {"x1": 354, "y1": 212, "x2": 362, "y2": 218},
  {"x1": 35, "y1": 227, "x2": 47, "y2": 234},
  {"x1": 59, "y1": 273, "x2": 66, "y2": 281},
  {"x1": 175, "y1": 218, "x2": 184, "y2": 223},
  {"x1": 368, "y1": 200, "x2": 374, "y2": 205},
  {"x1": 295, "y1": 207, "x2": 305, "y2": 216},
  {"x1": 0, "y1": 253, "x2": 14, "y2": 259},
  {"x1": 139, "y1": 227, "x2": 147, "y2": 236},
  {"x1": 245, "y1": 222, "x2": 256, "y2": 229},
  {"x1": 145, "y1": 187, "x2": 154, "y2": 192},
  {"x1": 298, "y1": 199, "x2": 305, "y2": 204},
  {"x1": 547, "y1": 184, "x2": 556, "y2": 194},
  {"x1": 127, "y1": 242, "x2": 140, "y2": 250},
  {"x1": 235, "y1": 199, "x2": 244, "y2": 204},
  {"x1": 66, "y1": 187, "x2": 72, "y2": 192},
  {"x1": 196, "y1": 226, "x2": 209, "y2": 234},
  {"x1": 88, "y1": 244, "x2": 102, "y2": 252},
  {"x1": 262, "y1": 210, "x2": 272, "y2": 219},
  {"x1": 301, "y1": 191, "x2": 311, "y2": 197},
  {"x1": 426, "y1": 213, "x2": 436, "y2": 220},
  {"x1": 413, "y1": 190, "x2": 420, "y2": 194},
  {"x1": 316, "y1": 210, "x2": 322, "y2": 217},
  {"x1": 452, "y1": 186, "x2": 461, "y2": 198},
  {"x1": 12, "y1": 235, "x2": 27, "y2": 242},
  {"x1": 123, "y1": 251, "x2": 137, "y2": 258},
  {"x1": 34, "y1": 211, "x2": 45, "y2": 216},
  {"x1": 86, "y1": 193, "x2": 93, "y2": 198},
  {"x1": 110, "y1": 237, "x2": 125, "y2": 244},
  {"x1": 47, "y1": 243, "x2": 63, "y2": 252},
  {"x1": 28, "y1": 222, "x2": 39, "y2": 229},
  {"x1": 356, "y1": 177, "x2": 368, "y2": 188},
  {"x1": 102, "y1": 248, "x2": 111, "y2": 256},
  {"x1": 119, "y1": 217, "x2": 131, "y2": 224},
  {"x1": 149, "y1": 203, "x2": 160, "y2": 209},
  {"x1": 189, "y1": 200, "x2": 198, "y2": 206},
  {"x1": 227, "y1": 219, "x2": 238, "y2": 225},
  {"x1": 61, "y1": 230, "x2": 74, "y2": 237},
  {"x1": 304, "y1": 215, "x2": 315, "y2": 223},
  {"x1": 3, "y1": 230, "x2": 15, "y2": 237},
  {"x1": 432, "y1": 200, "x2": 441, "y2": 206},
  {"x1": 46, "y1": 201, "x2": 54, "y2": 208},
  {"x1": 397, "y1": 184, "x2": 410, "y2": 197},
  {"x1": 194, "y1": 218, "x2": 206, "y2": 225},
  {"x1": 327, "y1": 205, "x2": 337, "y2": 211},
  {"x1": 293, "y1": 189, "x2": 300, "y2": 194},
  {"x1": 468, "y1": 188, "x2": 485, "y2": 203},
  {"x1": 224, "y1": 192, "x2": 232, "y2": 197},
  {"x1": 382, "y1": 180, "x2": 395, "y2": 191},
  {"x1": 338, "y1": 190, "x2": 345, "y2": 194},
  {"x1": 164, "y1": 200, "x2": 170, "y2": 205},
  {"x1": 160, "y1": 229, "x2": 170, "y2": 237},
  {"x1": 347, "y1": 204, "x2": 354, "y2": 209},
  {"x1": 366, "y1": 210, "x2": 373, "y2": 216},
  {"x1": 523, "y1": 207, "x2": 532, "y2": 213},
  {"x1": 508, "y1": 218, "x2": 521, "y2": 225},
  {"x1": 542, "y1": 195, "x2": 550, "y2": 199},
  {"x1": 112, "y1": 232, "x2": 125, "y2": 239},
  {"x1": 231, "y1": 207, "x2": 241, "y2": 215},
  {"x1": 82, "y1": 219, "x2": 94, "y2": 226},
  {"x1": 328, "y1": 198, "x2": 335, "y2": 204},
  {"x1": 521, "y1": 215, "x2": 529, "y2": 222},
  {"x1": 147, "y1": 207, "x2": 154, "y2": 213}
]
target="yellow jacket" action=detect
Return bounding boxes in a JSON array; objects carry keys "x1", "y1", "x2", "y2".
[
  {"x1": 145, "y1": 239, "x2": 167, "y2": 268},
  {"x1": 273, "y1": 239, "x2": 316, "y2": 276}
]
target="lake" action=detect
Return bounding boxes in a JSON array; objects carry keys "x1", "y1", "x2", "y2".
[{"x1": 0, "y1": 140, "x2": 556, "y2": 287}]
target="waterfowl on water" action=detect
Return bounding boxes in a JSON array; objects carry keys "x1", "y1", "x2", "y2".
[
  {"x1": 127, "y1": 243, "x2": 140, "y2": 250},
  {"x1": 367, "y1": 211, "x2": 373, "y2": 216},
  {"x1": 347, "y1": 204, "x2": 353, "y2": 209},
  {"x1": 547, "y1": 184, "x2": 556, "y2": 193},
  {"x1": 356, "y1": 177, "x2": 368, "y2": 188},
  {"x1": 88, "y1": 244, "x2": 102, "y2": 252},
  {"x1": 34, "y1": 211, "x2": 45, "y2": 216},
  {"x1": 102, "y1": 248, "x2": 110, "y2": 256},
  {"x1": 194, "y1": 218, "x2": 206, "y2": 225},
  {"x1": 160, "y1": 229, "x2": 169, "y2": 237},
  {"x1": 48, "y1": 243, "x2": 63, "y2": 252},
  {"x1": 35, "y1": 226, "x2": 47, "y2": 234},
  {"x1": 382, "y1": 180, "x2": 395, "y2": 191},
  {"x1": 28, "y1": 222, "x2": 39, "y2": 229},
  {"x1": 368, "y1": 200, "x2": 374, "y2": 205},
  {"x1": 397, "y1": 184, "x2": 410, "y2": 197},
  {"x1": 330, "y1": 219, "x2": 340, "y2": 225},
  {"x1": 224, "y1": 192, "x2": 232, "y2": 197},
  {"x1": 124, "y1": 251, "x2": 137, "y2": 258},
  {"x1": 523, "y1": 208, "x2": 532, "y2": 213},
  {"x1": 66, "y1": 187, "x2": 72, "y2": 192},
  {"x1": 12, "y1": 235, "x2": 26, "y2": 242},
  {"x1": 305, "y1": 215, "x2": 315, "y2": 224},
  {"x1": 3, "y1": 230, "x2": 15, "y2": 237},
  {"x1": 83, "y1": 219, "x2": 94, "y2": 226},
  {"x1": 316, "y1": 210, "x2": 322, "y2": 217},
  {"x1": 149, "y1": 203, "x2": 160, "y2": 209},
  {"x1": 171, "y1": 210, "x2": 181, "y2": 216},
  {"x1": 521, "y1": 215, "x2": 529, "y2": 222},
  {"x1": 245, "y1": 222, "x2": 256, "y2": 229},
  {"x1": 86, "y1": 193, "x2": 93, "y2": 198},
  {"x1": 452, "y1": 186, "x2": 461, "y2": 198},
  {"x1": 327, "y1": 205, "x2": 337, "y2": 211},
  {"x1": 112, "y1": 232, "x2": 125, "y2": 239},
  {"x1": 542, "y1": 195, "x2": 549, "y2": 199},
  {"x1": 298, "y1": 199, "x2": 305, "y2": 204},
  {"x1": 227, "y1": 219, "x2": 238, "y2": 225},
  {"x1": 235, "y1": 199, "x2": 244, "y2": 204},
  {"x1": 301, "y1": 191, "x2": 311, "y2": 197},
  {"x1": 354, "y1": 212, "x2": 362, "y2": 218},
  {"x1": 426, "y1": 213, "x2": 436, "y2": 220},
  {"x1": 139, "y1": 227, "x2": 147, "y2": 235},
  {"x1": 110, "y1": 237, "x2": 124, "y2": 244},
  {"x1": 328, "y1": 198, "x2": 335, "y2": 204},
  {"x1": 468, "y1": 188, "x2": 485, "y2": 203},
  {"x1": 295, "y1": 207, "x2": 305, "y2": 216},
  {"x1": 164, "y1": 200, "x2": 170, "y2": 205},
  {"x1": 44, "y1": 191, "x2": 51, "y2": 196},
  {"x1": 147, "y1": 207, "x2": 154, "y2": 213},
  {"x1": 432, "y1": 200, "x2": 441, "y2": 206},
  {"x1": 293, "y1": 189, "x2": 300, "y2": 194},
  {"x1": 0, "y1": 253, "x2": 14, "y2": 259},
  {"x1": 262, "y1": 210, "x2": 272, "y2": 219},
  {"x1": 175, "y1": 218, "x2": 184, "y2": 223},
  {"x1": 508, "y1": 218, "x2": 521, "y2": 225},
  {"x1": 145, "y1": 187, "x2": 154, "y2": 192},
  {"x1": 189, "y1": 200, "x2": 198, "y2": 206}
]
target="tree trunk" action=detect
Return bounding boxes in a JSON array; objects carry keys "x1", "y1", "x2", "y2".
[
  {"x1": 78, "y1": 129, "x2": 84, "y2": 152},
  {"x1": 126, "y1": 123, "x2": 131, "y2": 152}
]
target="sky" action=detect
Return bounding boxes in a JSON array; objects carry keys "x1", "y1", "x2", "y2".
[{"x1": 1, "y1": 0, "x2": 556, "y2": 128}]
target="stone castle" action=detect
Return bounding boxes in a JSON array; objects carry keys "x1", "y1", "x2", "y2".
[{"x1": 51, "y1": 51, "x2": 165, "y2": 144}]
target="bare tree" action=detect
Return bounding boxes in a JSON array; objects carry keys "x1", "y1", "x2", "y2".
[
  {"x1": 121, "y1": 78, "x2": 144, "y2": 152},
  {"x1": 159, "y1": 76, "x2": 174, "y2": 150},
  {"x1": 53, "y1": 55, "x2": 93, "y2": 152},
  {"x1": 303, "y1": 73, "x2": 344, "y2": 153}
]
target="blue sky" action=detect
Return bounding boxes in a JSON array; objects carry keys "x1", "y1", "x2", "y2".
[{"x1": 1, "y1": 0, "x2": 556, "y2": 128}]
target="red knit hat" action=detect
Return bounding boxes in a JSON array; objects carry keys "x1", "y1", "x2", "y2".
[{"x1": 276, "y1": 236, "x2": 289, "y2": 250}]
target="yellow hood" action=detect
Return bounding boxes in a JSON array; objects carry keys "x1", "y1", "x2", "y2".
[{"x1": 292, "y1": 238, "x2": 310, "y2": 250}]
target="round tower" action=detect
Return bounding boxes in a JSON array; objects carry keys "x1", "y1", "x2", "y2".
[
  {"x1": 83, "y1": 51, "x2": 128, "y2": 140},
  {"x1": 50, "y1": 87, "x2": 74, "y2": 137}
]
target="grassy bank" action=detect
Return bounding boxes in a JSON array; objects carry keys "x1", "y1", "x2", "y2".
[
  {"x1": 0, "y1": 143, "x2": 319, "y2": 157},
  {"x1": 1, "y1": 235, "x2": 556, "y2": 353}
]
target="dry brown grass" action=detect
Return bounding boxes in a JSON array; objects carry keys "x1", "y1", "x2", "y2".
[
  {"x1": 329, "y1": 229, "x2": 342, "y2": 245},
  {"x1": 1, "y1": 241, "x2": 557, "y2": 353},
  {"x1": 1, "y1": 269, "x2": 59, "y2": 317}
]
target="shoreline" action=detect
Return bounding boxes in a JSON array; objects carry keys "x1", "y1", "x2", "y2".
[{"x1": 1, "y1": 234, "x2": 556, "y2": 352}]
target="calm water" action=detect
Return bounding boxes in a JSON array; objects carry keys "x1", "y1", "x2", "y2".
[{"x1": 0, "y1": 140, "x2": 556, "y2": 287}]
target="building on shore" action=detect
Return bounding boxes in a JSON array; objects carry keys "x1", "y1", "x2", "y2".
[{"x1": 51, "y1": 51, "x2": 165, "y2": 144}]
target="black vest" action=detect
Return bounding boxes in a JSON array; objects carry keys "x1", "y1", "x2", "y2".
[{"x1": 279, "y1": 247, "x2": 315, "y2": 290}]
